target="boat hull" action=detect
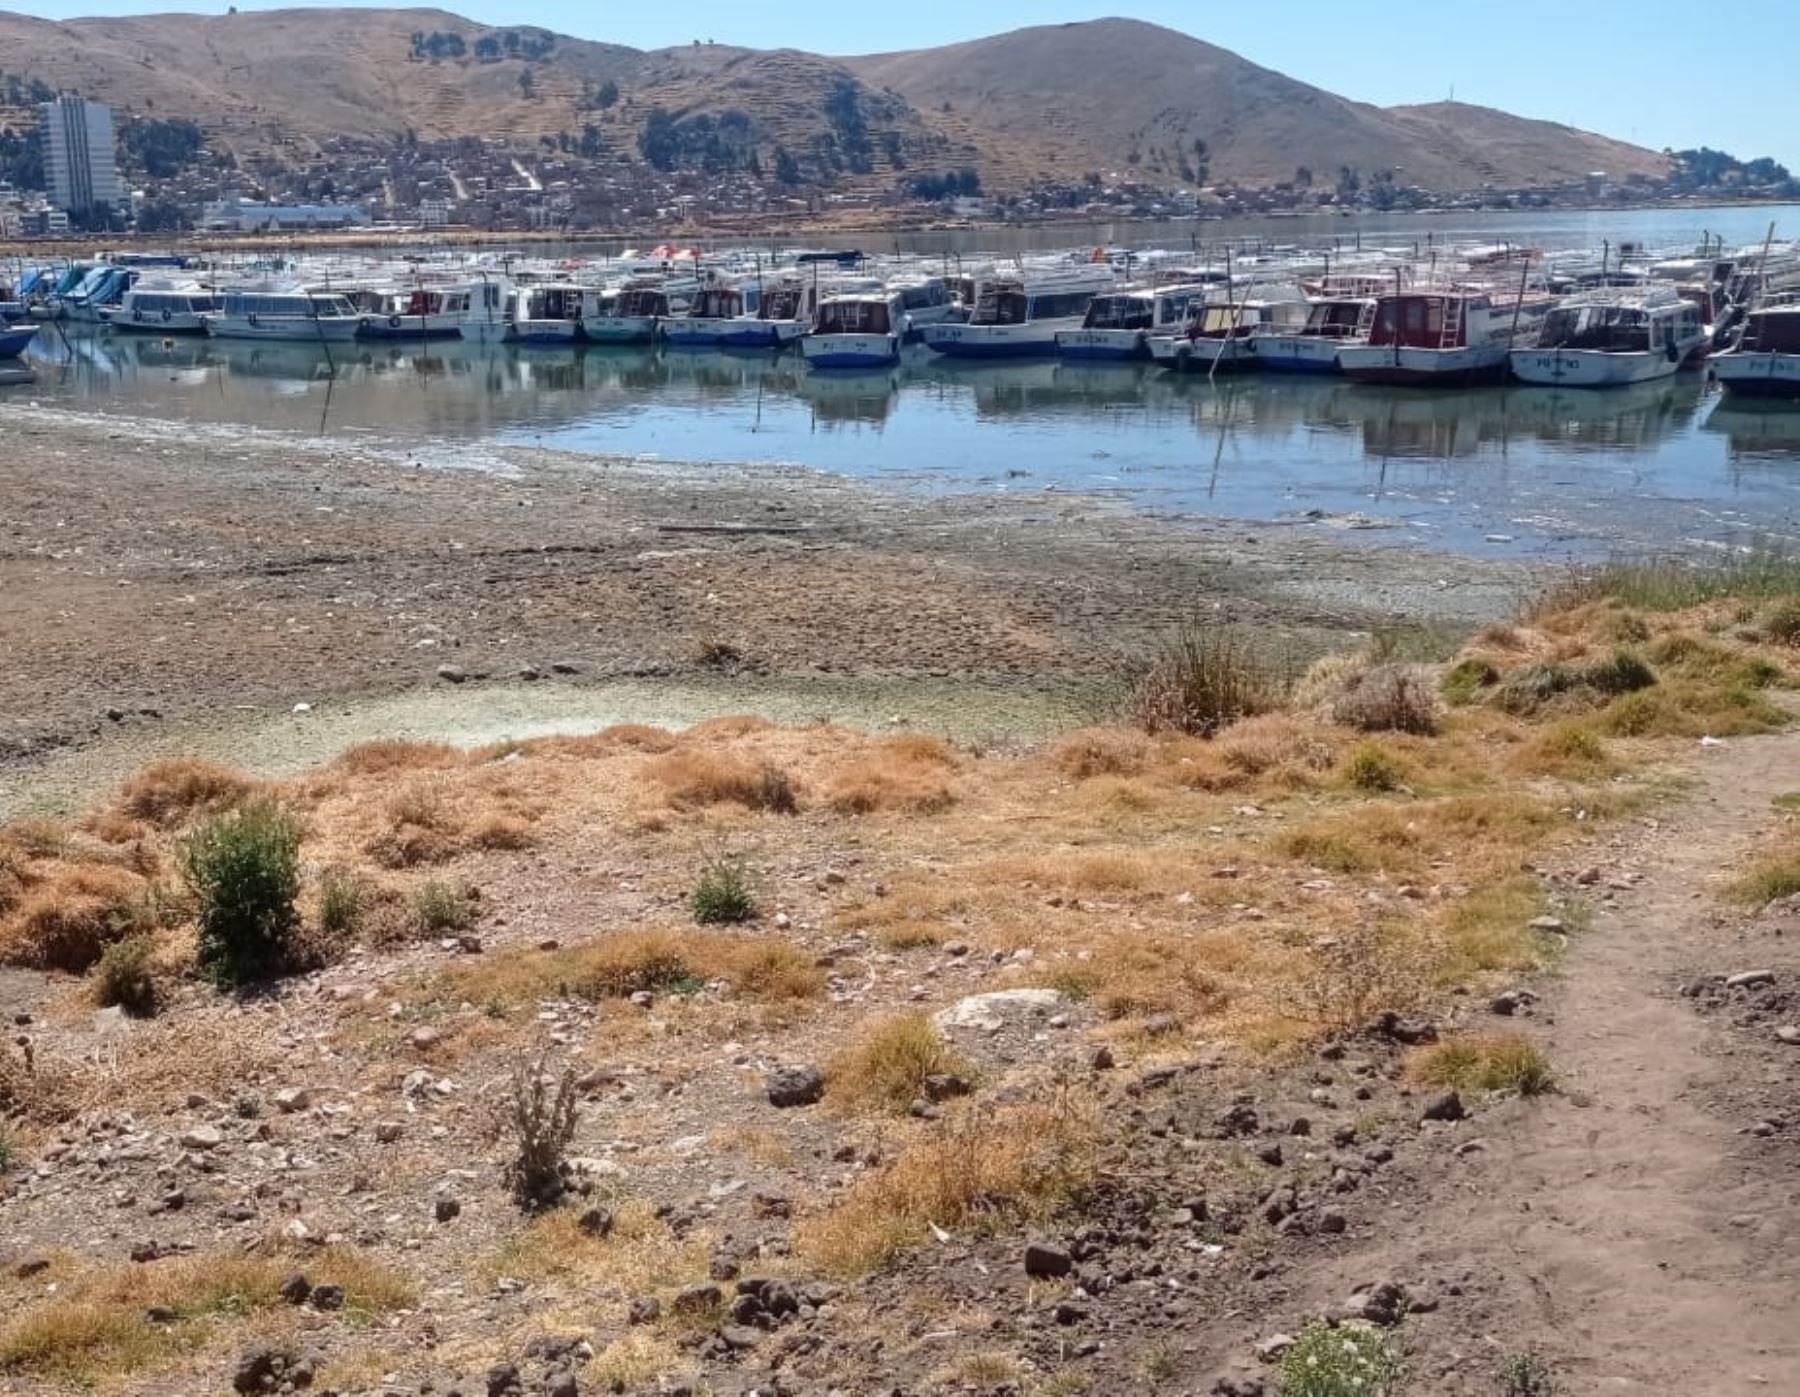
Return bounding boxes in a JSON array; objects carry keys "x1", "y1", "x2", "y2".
[
  {"x1": 1338, "y1": 343, "x2": 1511, "y2": 386},
  {"x1": 103, "y1": 309, "x2": 210, "y2": 335},
  {"x1": 1508, "y1": 346, "x2": 1693, "y2": 388},
  {"x1": 802, "y1": 333, "x2": 899, "y2": 369},
  {"x1": 1713, "y1": 352, "x2": 1800, "y2": 400},
  {"x1": 922, "y1": 320, "x2": 1071, "y2": 358},
  {"x1": 1055, "y1": 328, "x2": 1148, "y2": 361},
  {"x1": 584, "y1": 315, "x2": 658, "y2": 345},
  {"x1": 204, "y1": 316, "x2": 364, "y2": 343},
  {"x1": 1244, "y1": 335, "x2": 1352, "y2": 375},
  {"x1": 0, "y1": 326, "x2": 37, "y2": 359},
  {"x1": 358, "y1": 313, "x2": 470, "y2": 341},
  {"x1": 510, "y1": 319, "x2": 583, "y2": 345},
  {"x1": 1149, "y1": 336, "x2": 1255, "y2": 374}
]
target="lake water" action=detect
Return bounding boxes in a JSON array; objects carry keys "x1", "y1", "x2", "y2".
[
  {"x1": 12, "y1": 329, "x2": 1800, "y2": 559},
  {"x1": 7, "y1": 204, "x2": 1800, "y2": 560}
]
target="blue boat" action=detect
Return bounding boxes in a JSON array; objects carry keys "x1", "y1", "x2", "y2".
[{"x1": 0, "y1": 325, "x2": 38, "y2": 359}]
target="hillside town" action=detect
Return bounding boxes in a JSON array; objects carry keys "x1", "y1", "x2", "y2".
[{"x1": 1, "y1": 85, "x2": 1796, "y2": 241}]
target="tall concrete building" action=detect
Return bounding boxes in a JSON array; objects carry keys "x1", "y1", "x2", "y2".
[{"x1": 40, "y1": 95, "x2": 123, "y2": 214}]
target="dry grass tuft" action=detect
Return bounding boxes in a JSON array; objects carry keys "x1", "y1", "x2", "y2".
[
  {"x1": 0, "y1": 1247, "x2": 412, "y2": 1384},
  {"x1": 643, "y1": 749, "x2": 801, "y2": 813},
  {"x1": 0, "y1": 863, "x2": 147, "y2": 972},
  {"x1": 446, "y1": 927, "x2": 823, "y2": 1005},
  {"x1": 1039, "y1": 933, "x2": 1236, "y2": 1023},
  {"x1": 826, "y1": 1013, "x2": 973, "y2": 1114},
  {"x1": 824, "y1": 737, "x2": 957, "y2": 815},
  {"x1": 1051, "y1": 728, "x2": 1151, "y2": 780},
  {"x1": 1331, "y1": 665, "x2": 1438, "y2": 735},
  {"x1": 798, "y1": 1098, "x2": 1095, "y2": 1276},
  {"x1": 118, "y1": 758, "x2": 255, "y2": 828},
  {"x1": 476, "y1": 1197, "x2": 709, "y2": 1299},
  {"x1": 1408, "y1": 1032, "x2": 1555, "y2": 1096},
  {"x1": 1125, "y1": 622, "x2": 1288, "y2": 737},
  {"x1": 332, "y1": 739, "x2": 465, "y2": 776}
]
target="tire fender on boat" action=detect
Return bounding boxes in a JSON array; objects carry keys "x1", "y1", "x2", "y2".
[
  {"x1": 161, "y1": 309, "x2": 172, "y2": 323},
  {"x1": 388, "y1": 315, "x2": 403, "y2": 330}
]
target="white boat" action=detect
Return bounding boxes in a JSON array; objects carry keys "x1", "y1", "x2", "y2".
[
  {"x1": 203, "y1": 288, "x2": 365, "y2": 342},
  {"x1": 1056, "y1": 282, "x2": 1211, "y2": 361},
  {"x1": 1338, "y1": 286, "x2": 1554, "y2": 386},
  {"x1": 1149, "y1": 293, "x2": 1311, "y2": 374},
  {"x1": 662, "y1": 283, "x2": 750, "y2": 348},
  {"x1": 585, "y1": 279, "x2": 687, "y2": 345},
  {"x1": 509, "y1": 283, "x2": 608, "y2": 344},
  {"x1": 801, "y1": 292, "x2": 904, "y2": 368},
  {"x1": 921, "y1": 265, "x2": 1114, "y2": 358},
  {"x1": 1509, "y1": 288, "x2": 1708, "y2": 387},
  {"x1": 674, "y1": 277, "x2": 822, "y2": 350},
  {"x1": 1243, "y1": 296, "x2": 1377, "y2": 374},
  {"x1": 356, "y1": 278, "x2": 511, "y2": 342},
  {"x1": 1712, "y1": 299, "x2": 1800, "y2": 401},
  {"x1": 890, "y1": 277, "x2": 958, "y2": 334},
  {"x1": 100, "y1": 283, "x2": 222, "y2": 335}
]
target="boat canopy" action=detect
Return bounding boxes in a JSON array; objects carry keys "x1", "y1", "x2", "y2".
[
  {"x1": 1736, "y1": 308, "x2": 1800, "y2": 354},
  {"x1": 1081, "y1": 293, "x2": 1155, "y2": 332},
  {"x1": 813, "y1": 298, "x2": 893, "y2": 335}
]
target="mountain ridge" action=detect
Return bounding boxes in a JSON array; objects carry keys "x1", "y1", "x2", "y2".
[{"x1": 0, "y1": 9, "x2": 1673, "y2": 193}]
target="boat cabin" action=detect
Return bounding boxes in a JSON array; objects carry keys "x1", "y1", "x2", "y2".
[
  {"x1": 123, "y1": 290, "x2": 223, "y2": 319},
  {"x1": 1539, "y1": 298, "x2": 1702, "y2": 353},
  {"x1": 1367, "y1": 293, "x2": 1491, "y2": 350},
  {"x1": 1299, "y1": 298, "x2": 1377, "y2": 339},
  {"x1": 1732, "y1": 306, "x2": 1800, "y2": 355},
  {"x1": 221, "y1": 291, "x2": 359, "y2": 319},
  {"x1": 758, "y1": 282, "x2": 815, "y2": 321},
  {"x1": 1080, "y1": 293, "x2": 1155, "y2": 332},
  {"x1": 687, "y1": 286, "x2": 745, "y2": 319},
  {"x1": 524, "y1": 285, "x2": 593, "y2": 320},
  {"x1": 615, "y1": 285, "x2": 672, "y2": 317},
  {"x1": 969, "y1": 277, "x2": 1100, "y2": 326},
  {"x1": 894, "y1": 280, "x2": 953, "y2": 317},
  {"x1": 813, "y1": 297, "x2": 895, "y2": 336},
  {"x1": 1184, "y1": 299, "x2": 1306, "y2": 339}
]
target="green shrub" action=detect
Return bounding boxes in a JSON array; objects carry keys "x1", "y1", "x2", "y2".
[
  {"x1": 184, "y1": 799, "x2": 303, "y2": 987},
  {"x1": 1125, "y1": 622, "x2": 1289, "y2": 737},
  {"x1": 0, "y1": 1122, "x2": 13, "y2": 1172},
  {"x1": 1342, "y1": 742, "x2": 1404, "y2": 793},
  {"x1": 1496, "y1": 1350, "x2": 1557, "y2": 1395},
  {"x1": 1492, "y1": 650, "x2": 1655, "y2": 716},
  {"x1": 316, "y1": 867, "x2": 368, "y2": 938},
  {"x1": 412, "y1": 879, "x2": 475, "y2": 934},
  {"x1": 692, "y1": 853, "x2": 755, "y2": 925},
  {"x1": 1279, "y1": 1320, "x2": 1403, "y2": 1396},
  {"x1": 93, "y1": 933, "x2": 158, "y2": 1016},
  {"x1": 1441, "y1": 657, "x2": 1499, "y2": 705}
]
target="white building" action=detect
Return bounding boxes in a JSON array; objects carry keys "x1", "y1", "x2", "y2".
[
  {"x1": 41, "y1": 95, "x2": 123, "y2": 215},
  {"x1": 201, "y1": 198, "x2": 370, "y2": 232}
]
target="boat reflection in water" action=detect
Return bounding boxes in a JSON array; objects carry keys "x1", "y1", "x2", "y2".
[{"x1": 12, "y1": 330, "x2": 1798, "y2": 554}]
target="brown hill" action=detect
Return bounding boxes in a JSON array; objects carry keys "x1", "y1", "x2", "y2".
[
  {"x1": 851, "y1": 18, "x2": 1670, "y2": 190},
  {"x1": 0, "y1": 8, "x2": 1670, "y2": 191}
]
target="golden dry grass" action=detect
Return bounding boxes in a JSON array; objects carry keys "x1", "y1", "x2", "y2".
[
  {"x1": 798, "y1": 1098, "x2": 1096, "y2": 1276},
  {"x1": 0, "y1": 1247, "x2": 412, "y2": 1384},
  {"x1": 826, "y1": 1013, "x2": 974, "y2": 1115},
  {"x1": 475, "y1": 1198, "x2": 710, "y2": 1299},
  {"x1": 0, "y1": 862, "x2": 146, "y2": 972},
  {"x1": 442, "y1": 925, "x2": 824, "y2": 1005},
  {"x1": 116, "y1": 757, "x2": 255, "y2": 828}
]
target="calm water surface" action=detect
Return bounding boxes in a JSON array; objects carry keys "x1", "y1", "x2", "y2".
[{"x1": 12, "y1": 328, "x2": 1800, "y2": 558}]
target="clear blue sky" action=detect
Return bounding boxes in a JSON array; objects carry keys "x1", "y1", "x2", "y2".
[{"x1": 12, "y1": 1, "x2": 1799, "y2": 167}]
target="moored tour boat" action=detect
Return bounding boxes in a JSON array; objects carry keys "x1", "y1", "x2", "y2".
[
  {"x1": 584, "y1": 279, "x2": 686, "y2": 345},
  {"x1": 1149, "y1": 293, "x2": 1310, "y2": 374},
  {"x1": 662, "y1": 284, "x2": 749, "y2": 348},
  {"x1": 355, "y1": 278, "x2": 511, "y2": 342},
  {"x1": 1712, "y1": 298, "x2": 1800, "y2": 400},
  {"x1": 800, "y1": 292, "x2": 904, "y2": 369},
  {"x1": 1338, "y1": 286, "x2": 1554, "y2": 386},
  {"x1": 0, "y1": 324, "x2": 37, "y2": 359},
  {"x1": 921, "y1": 265, "x2": 1113, "y2": 358},
  {"x1": 1056, "y1": 282, "x2": 1211, "y2": 361},
  {"x1": 1509, "y1": 287, "x2": 1707, "y2": 388},
  {"x1": 1243, "y1": 296, "x2": 1377, "y2": 374},
  {"x1": 202, "y1": 287, "x2": 364, "y2": 342},
  {"x1": 509, "y1": 283, "x2": 609, "y2": 344},
  {"x1": 101, "y1": 283, "x2": 222, "y2": 335}
]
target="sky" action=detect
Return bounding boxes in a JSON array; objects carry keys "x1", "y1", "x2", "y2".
[{"x1": 10, "y1": 0, "x2": 1799, "y2": 168}]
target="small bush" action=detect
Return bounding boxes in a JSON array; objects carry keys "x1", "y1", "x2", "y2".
[
  {"x1": 827, "y1": 1013, "x2": 972, "y2": 1115},
  {"x1": 1332, "y1": 665, "x2": 1437, "y2": 735},
  {"x1": 0, "y1": 1122, "x2": 11, "y2": 1171},
  {"x1": 692, "y1": 854, "x2": 755, "y2": 925},
  {"x1": 184, "y1": 799, "x2": 303, "y2": 987},
  {"x1": 316, "y1": 867, "x2": 368, "y2": 938},
  {"x1": 92, "y1": 933, "x2": 158, "y2": 1016},
  {"x1": 1278, "y1": 1321, "x2": 1403, "y2": 1397},
  {"x1": 754, "y1": 763, "x2": 799, "y2": 815},
  {"x1": 1582, "y1": 648, "x2": 1657, "y2": 696},
  {"x1": 1125, "y1": 622, "x2": 1287, "y2": 737},
  {"x1": 1492, "y1": 650, "x2": 1656, "y2": 716},
  {"x1": 412, "y1": 879, "x2": 475, "y2": 934},
  {"x1": 1496, "y1": 1351, "x2": 1558, "y2": 1396},
  {"x1": 504, "y1": 1045, "x2": 579, "y2": 1210},
  {"x1": 1441, "y1": 657, "x2": 1500, "y2": 706},
  {"x1": 1761, "y1": 599, "x2": 1800, "y2": 646},
  {"x1": 1341, "y1": 741, "x2": 1405, "y2": 793},
  {"x1": 1409, "y1": 1032, "x2": 1555, "y2": 1096}
]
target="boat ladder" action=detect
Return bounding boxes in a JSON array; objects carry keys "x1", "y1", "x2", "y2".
[{"x1": 1438, "y1": 297, "x2": 1463, "y2": 350}]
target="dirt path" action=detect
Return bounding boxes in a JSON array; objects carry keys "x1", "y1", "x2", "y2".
[{"x1": 1298, "y1": 732, "x2": 1800, "y2": 1395}]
